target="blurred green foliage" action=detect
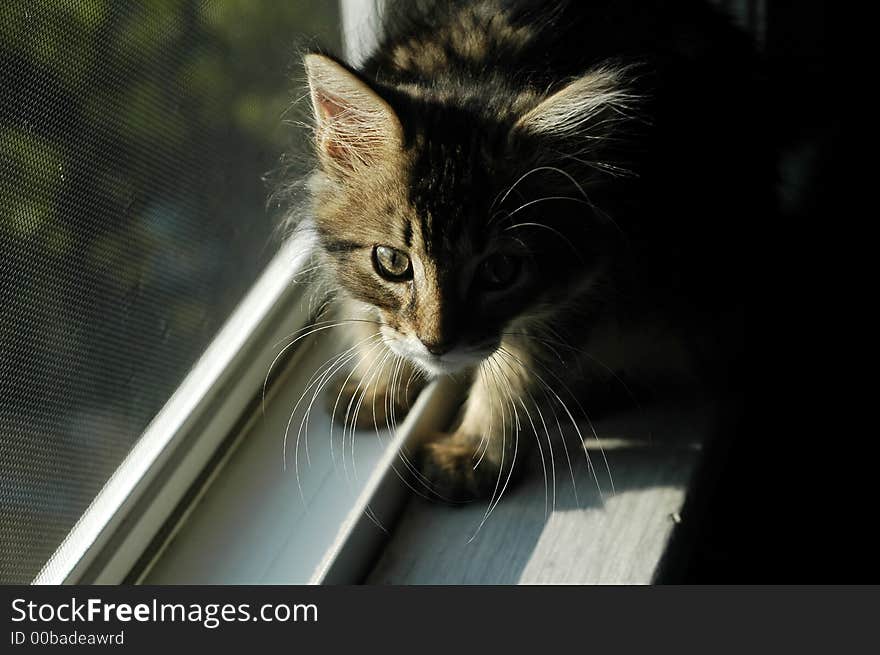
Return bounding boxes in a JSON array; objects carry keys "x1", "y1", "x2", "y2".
[{"x1": 2, "y1": 0, "x2": 338, "y2": 260}]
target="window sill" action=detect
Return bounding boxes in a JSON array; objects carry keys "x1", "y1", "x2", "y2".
[
  {"x1": 139, "y1": 337, "x2": 463, "y2": 584},
  {"x1": 368, "y1": 402, "x2": 711, "y2": 584}
]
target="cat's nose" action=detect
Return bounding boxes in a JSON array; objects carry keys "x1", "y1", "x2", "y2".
[{"x1": 421, "y1": 339, "x2": 451, "y2": 356}]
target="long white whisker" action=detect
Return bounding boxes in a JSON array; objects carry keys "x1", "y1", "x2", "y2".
[
  {"x1": 494, "y1": 352, "x2": 554, "y2": 517},
  {"x1": 287, "y1": 331, "x2": 382, "y2": 483},
  {"x1": 284, "y1": 341, "x2": 368, "y2": 503},
  {"x1": 503, "y1": 222, "x2": 584, "y2": 261},
  {"x1": 368, "y1": 354, "x2": 461, "y2": 503},
  {"x1": 472, "y1": 363, "x2": 493, "y2": 465},
  {"x1": 469, "y1": 354, "x2": 519, "y2": 542},
  {"x1": 263, "y1": 319, "x2": 380, "y2": 415},
  {"x1": 500, "y1": 346, "x2": 614, "y2": 498},
  {"x1": 505, "y1": 195, "x2": 590, "y2": 220},
  {"x1": 503, "y1": 338, "x2": 580, "y2": 508},
  {"x1": 330, "y1": 337, "x2": 384, "y2": 482}
]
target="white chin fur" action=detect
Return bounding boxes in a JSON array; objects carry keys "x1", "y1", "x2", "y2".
[
  {"x1": 409, "y1": 354, "x2": 474, "y2": 377},
  {"x1": 382, "y1": 330, "x2": 485, "y2": 377}
]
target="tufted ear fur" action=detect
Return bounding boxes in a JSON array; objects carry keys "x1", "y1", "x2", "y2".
[
  {"x1": 513, "y1": 65, "x2": 639, "y2": 141},
  {"x1": 304, "y1": 53, "x2": 403, "y2": 173}
]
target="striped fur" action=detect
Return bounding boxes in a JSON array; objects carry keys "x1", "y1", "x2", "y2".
[{"x1": 294, "y1": 0, "x2": 770, "y2": 502}]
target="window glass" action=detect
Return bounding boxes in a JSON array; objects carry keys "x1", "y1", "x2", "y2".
[{"x1": 0, "y1": 0, "x2": 339, "y2": 583}]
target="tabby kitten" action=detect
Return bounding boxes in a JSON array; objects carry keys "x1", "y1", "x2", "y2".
[{"x1": 298, "y1": 0, "x2": 767, "y2": 501}]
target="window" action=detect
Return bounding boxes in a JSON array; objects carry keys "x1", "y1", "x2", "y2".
[{"x1": 0, "y1": 1, "x2": 341, "y2": 584}]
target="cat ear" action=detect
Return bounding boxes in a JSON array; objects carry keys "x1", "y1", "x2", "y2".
[
  {"x1": 304, "y1": 53, "x2": 403, "y2": 171},
  {"x1": 513, "y1": 66, "x2": 638, "y2": 141}
]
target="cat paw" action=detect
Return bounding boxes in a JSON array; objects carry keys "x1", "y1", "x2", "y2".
[
  {"x1": 326, "y1": 376, "x2": 424, "y2": 431},
  {"x1": 418, "y1": 433, "x2": 507, "y2": 503}
]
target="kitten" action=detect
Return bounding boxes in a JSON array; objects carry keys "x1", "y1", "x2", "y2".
[{"x1": 297, "y1": 0, "x2": 769, "y2": 501}]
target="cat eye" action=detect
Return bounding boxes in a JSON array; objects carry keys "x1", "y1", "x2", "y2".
[
  {"x1": 478, "y1": 253, "x2": 521, "y2": 290},
  {"x1": 373, "y1": 245, "x2": 412, "y2": 281}
]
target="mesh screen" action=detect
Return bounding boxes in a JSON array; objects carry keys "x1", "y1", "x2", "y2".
[{"x1": 0, "y1": 1, "x2": 339, "y2": 583}]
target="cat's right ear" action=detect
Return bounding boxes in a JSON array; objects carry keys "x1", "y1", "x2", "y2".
[{"x1": 304, "y1": 54, "x2": 403, "y2": 172}]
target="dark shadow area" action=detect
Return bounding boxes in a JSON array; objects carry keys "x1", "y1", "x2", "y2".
[{"x1": 661, "y1": 0, "x2": 867, "y2": 582}]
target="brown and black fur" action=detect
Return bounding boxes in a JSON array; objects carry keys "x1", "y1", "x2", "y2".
[{"x1": 295, "y1": 0, "x2": 769, "y2": 502}]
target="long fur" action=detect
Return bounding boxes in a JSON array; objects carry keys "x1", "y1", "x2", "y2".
[{"x1": 285, "y1": 0, "x2": 771, "y2": 505}]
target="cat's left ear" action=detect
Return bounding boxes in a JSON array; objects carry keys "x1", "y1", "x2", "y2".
[
  {"x1": 512, "y1": 65, "x2": 638, "y2": 141},
  {"x1": 304, "y1": 53, "x2": 403, "y2": 171}
]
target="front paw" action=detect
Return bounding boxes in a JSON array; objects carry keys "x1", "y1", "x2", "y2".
[{"x1": 418, "y1": 433, "x2": 508, "y2": 503}]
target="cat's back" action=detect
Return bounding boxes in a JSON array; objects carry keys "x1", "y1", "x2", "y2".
[{"x1": 365, "y1": 0, "x2": 751, "y2": 91}]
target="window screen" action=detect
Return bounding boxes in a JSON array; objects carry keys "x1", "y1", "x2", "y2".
[{"x1": 0, "y1": 1, "x2": 339, "y2": 584}]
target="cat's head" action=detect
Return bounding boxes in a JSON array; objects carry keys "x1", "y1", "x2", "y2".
[{"x1": 303, "y1": 54, "x2": 635, "y2": 376}]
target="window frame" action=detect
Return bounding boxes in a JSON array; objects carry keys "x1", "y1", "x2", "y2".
[{"x1": 34, "y1": 237, "x2": 316, "y2": 584}]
